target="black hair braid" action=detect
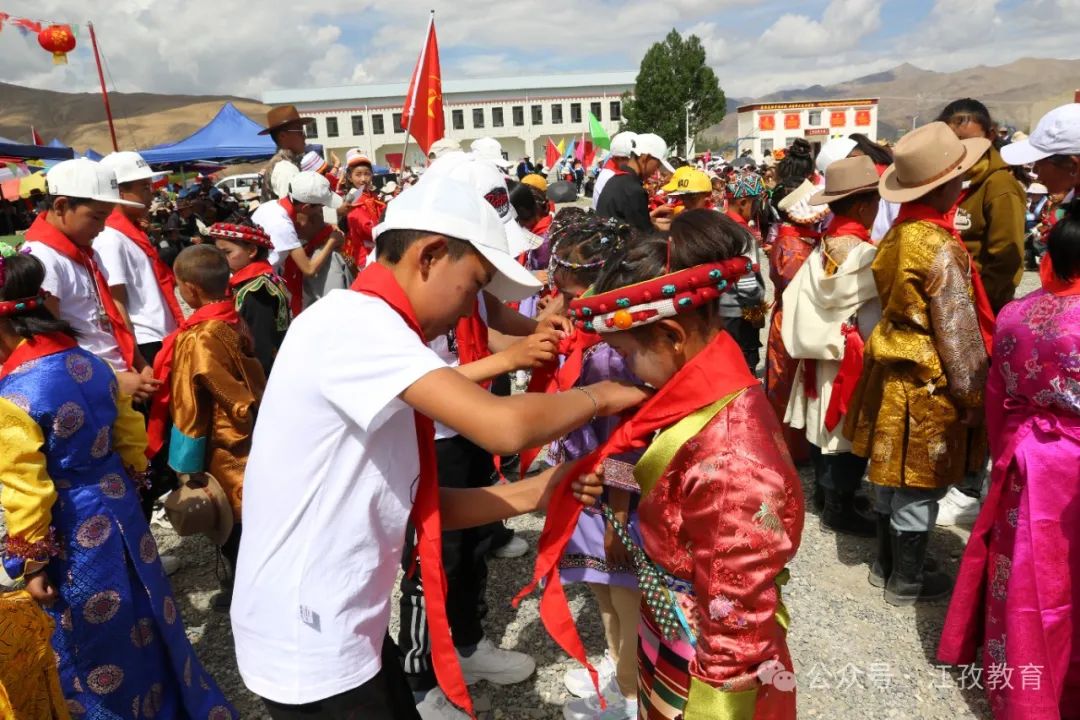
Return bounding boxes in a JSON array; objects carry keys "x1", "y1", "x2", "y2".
[
  {"x1": 548, "y1": 208, "x2": 635, "y2": 289},
  {"x1": 1048, "y1": 198, "x2": 1080, "y2": 282}
]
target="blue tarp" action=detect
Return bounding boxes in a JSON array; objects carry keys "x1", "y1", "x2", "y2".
[
  {"x1": 83, "y1": 149, "x2": 104, "y2": 161},
  {"x1": 47, "y1": 138, "x2": 68, "y2": 149},
  {"x1": 139, "y1": 103, "x2": 277, "y2": 165},
  {"x1": 0, "y1": 141, "x2": 74, "y2": 161}
]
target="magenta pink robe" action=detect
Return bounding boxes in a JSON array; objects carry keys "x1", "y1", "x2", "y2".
[{"x1": 939, "y1": 288, "x2": 1080, "y2": 720}]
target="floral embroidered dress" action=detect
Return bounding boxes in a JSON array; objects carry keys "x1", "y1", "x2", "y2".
[
  {"x1": 939, "y1": 288, "x2": 1080, "y2": 719},
  {"x1": 635, "y1": 384, "x2": 804, "y2": 720},
  {"x1": 0, "y1": 343, "x2": 237, "y2": 720}
]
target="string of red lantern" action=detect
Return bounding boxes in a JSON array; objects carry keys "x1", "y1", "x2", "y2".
[{"x1": 0, "y1": 12, "x2": 79, "y2": 64}]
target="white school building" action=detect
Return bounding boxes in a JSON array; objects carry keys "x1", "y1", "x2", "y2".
[
  {"x1": 262, "y1": 72, "x2": 636, "y2": 169},
  {"x1": 735, "y1": 98, "x2": 880, "y2": 162}
]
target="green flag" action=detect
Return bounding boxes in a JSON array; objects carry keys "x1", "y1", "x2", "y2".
[{"x1": 588, "y1": 112, "x2": 610, "y2": 151}]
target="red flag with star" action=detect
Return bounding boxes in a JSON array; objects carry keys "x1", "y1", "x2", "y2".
[{"x1": 402, "y1": 13, "x2": 445, "y2": 156}]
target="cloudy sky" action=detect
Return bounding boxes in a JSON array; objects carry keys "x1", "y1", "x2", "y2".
[{"x1": 2, "y1": 0, "x2": 1078, "y2": 99}]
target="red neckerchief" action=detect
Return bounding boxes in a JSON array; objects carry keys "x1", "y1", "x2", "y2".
[
  {"x1": 146, "y1": 300, "x2": 240, "y2": 458},
  {"x1": 777, "y1": 222, "x2": 822, "y2": 243},
  {"x1": 725, "y1": 208, "x2": 750, "y2": 228},
  {"x1": 229, "y1": 260, "x2": 277, "y2": 292},
  {"x1": 895, "y1": 202, "x2": 995, "y2": 355},
  {"x1": 824, "y1": 324, "x2": 865, "y2": 432},
  {"x1": 1040, "y1": 253, "x2": 1080, "y2": 296},
  {"x1": 106, "y1": 209, "x2": 184, "y2": 324},
  {"x1": 279, "y1": 196, "x2": 299, "y2": 223},
  {"x1": 0, "y1": 332, "x2": 78, "y2": 378},
  {"x1": 531, "y1": 214, "x2": 553, "y2": 237},
  {"x1": 283, "y1": 224, "x2": 335, "y2": 317},
  {"x1": 26, "y1": 214, "x2": 136, "y2": 370},
  {"x1": 513, "y1": 330, "x2": 756, "y2": 696},
  {"x1": 350, "y1": 263, "x2": 475, "y2": 719},
  {"x1": 517, "y1": 330, "x2": 602, "y2": 480},
  {"x1": 454, "y1": 298, "x2": 491, "y2": 389},
  {"x1": 825, "y1": 215, "x2": 872, "y2": 243}
]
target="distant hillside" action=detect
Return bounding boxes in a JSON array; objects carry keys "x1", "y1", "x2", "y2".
[
  {"x1": 0, "y1": 82, "x2": 267, "y2": 153},
  {"x1": 703, "y1": 57, "x2": 1080, "y2": 147}
]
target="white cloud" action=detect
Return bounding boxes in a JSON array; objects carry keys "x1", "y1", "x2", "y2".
[{"x1": 759, "y1": 0, "x2": 882, "y2": 57}]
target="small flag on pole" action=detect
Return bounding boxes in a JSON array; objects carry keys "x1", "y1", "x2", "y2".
[
  {"x1": 545, "y1": 138, "x2": 561, "y2": 169},
  {"x1": 30, "y1": 127, "x2": 44, "y2": 146},
  {"x1": 588, "y1": 112, "x2": 610, "y2": 151},
  {"x1": 401, "y1": 12, "x2": 445, "y2": 155}
]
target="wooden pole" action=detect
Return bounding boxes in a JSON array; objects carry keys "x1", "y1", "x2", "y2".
[{"x1": 87, "y1": 22, "x2": 119, "y2": 152}]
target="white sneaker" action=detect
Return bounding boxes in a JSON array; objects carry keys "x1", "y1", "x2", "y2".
[
  {"x1": 159, "y1": 554, "x2": 181, "y2": 576},
  {"x1": 563, "y1": 687, "x2": 636, "y2": 720},
  {"x1": 935, "y1": 487, "x2": 981, "y2": 527},
  {"x1": 564, "y1": 653, "x2": 616, "y2": 698},
  {"x1": 415, "y1": 687, "x2": 471, "y2": 720},
  {"x1": 457, "y1": 637, "x2": 536, "y2": 685},
  {"x1": 492, "y1": 535, "x2": 529, "y2": 559}
]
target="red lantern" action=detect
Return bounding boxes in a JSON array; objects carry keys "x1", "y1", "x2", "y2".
[{"x1": 38, "y1": 24, "x2": 77, "y2": 65}]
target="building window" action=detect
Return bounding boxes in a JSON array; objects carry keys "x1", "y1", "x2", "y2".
[
  {"x1": 610, "y1": 101, "x2": 622, "y2": 121},
  {"x1": 512, "y1": 106, "x2": 524, "y2": 126},
  {"x1": 590, "y1": 102, "x2": 602, "y2": 120},
  {"x1": 492, "y1": 107, "x2": 504, "y2": 128},
  {"x1": 808, "y1": 111, "x2": 822, "y2": 127},
  {"x1": 303, "y1": 119, "x2": 317, "y2": 138},
  {"x1": 351, "y1": 115, "x2": 364, "y2": 135},
  {"x1": 452, "y1": 109, "x2": 464, "y2": 130},
  {"x1": 552, "y1": 104, "x2": 564, "y2": 124},
  {"x1": 760, "y1": 139, "x2": 774, "y2": 156},
  {"x1": 393, "y1": 113, "x2": 403, "y2": 133},
  {"x1": 570, "y1": 103, "x2": 582, "y2": 124},
  {"x1": 531, "y1": 104, "x2": 543, "y2": 125},
  {"x1": 473, "y1": 108, "x2": 485, "y2": 129},
  {"x1": 372, "y1": 114, "x2": 385, "y2": 135},
  {"x1": 325, "y1": 117, "x2": 339, "y2": 138}
]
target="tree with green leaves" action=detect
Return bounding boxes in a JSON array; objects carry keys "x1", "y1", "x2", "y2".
[{"x1": 621, "y1": 29, "x2": 726, "y2": 156}]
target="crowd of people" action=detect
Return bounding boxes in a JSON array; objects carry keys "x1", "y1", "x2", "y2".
[{"x1": 0, "y1": 95, "x2": 1077, "y2": 720}]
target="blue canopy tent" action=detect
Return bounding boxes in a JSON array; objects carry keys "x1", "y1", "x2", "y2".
[
  {"x1": 139, "y1": 103, "x2": 278, "y2": 166},
  {"x1": 83, "y1": 149, "x2": 104, "y2": 161},
  {"x1": 0, "y1": 140, "x2": 74, "y2": 162},
  {"x1": 47, "y1": 138, "x2": 68, "y2": 149}
]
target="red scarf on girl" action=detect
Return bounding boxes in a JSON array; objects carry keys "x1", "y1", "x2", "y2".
[
  {"x1": 825, "y1": 215, "x2": 872, "y2": 244},
  {"x1": 1039, "y1": 253, "x2": 1080, "y2": 296},
  {"x1": 228, "y1": 261, "x2": 277, "y2": 292},
  {"x1": 513, "y1": 330, "x2": 757, "y2": 695},
  {"x1": 895, "y1": 203, "x2": 995, "y2": 355},
  {"x1": 777, "y1": 222, "x2": 822, "y2": 244},
  {"x1": 145, "y1": 300, "x2": 240, "y2": 458},
  {"x1": 0, "y1": 332, "x2": 78, "y2": 378},
  {"x1": 517, "y1": 330, "x2": 602, "y2": 479},
  {"x1": 27, "y1": 214, "x2": 138, "y2": 370},
  {"x1": 106, "y1": 209, "x2": 185, "y2": 323},
  {"x1": 350, "y1": 263, "x2": 475, "y2": 719}
]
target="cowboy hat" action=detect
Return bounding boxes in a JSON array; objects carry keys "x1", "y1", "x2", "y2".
[
  {"x1": 811, "y1": 155, "x2": 880, "y2": 205},
  {"x1": 258, "y1": 105, "x2": 313, "y2": 136},
  {"x1": 163, "y1": 472, "x2": 234, "y2": 546},
  {"x1": 879, "y1": 122, "x2": 990, "y2": 203}
]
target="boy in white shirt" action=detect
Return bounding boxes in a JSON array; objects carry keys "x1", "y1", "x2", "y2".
[
  {"x1": 231, "y1": 176, "x2": 646, "y2": 720},
  {"x1": 251, "y1": 170, "x2": 342, "y2": 275}
]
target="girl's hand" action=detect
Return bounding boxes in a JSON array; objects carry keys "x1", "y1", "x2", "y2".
[
  {"x1": 604, "y1": 521, "x2": 633, "y2": 569},
  {"x1": 572, "y1": 464, "x2": 605, "y2": 507},
  {"x1": 26, "y1": 571, "x2": 57, "y2": 607}
]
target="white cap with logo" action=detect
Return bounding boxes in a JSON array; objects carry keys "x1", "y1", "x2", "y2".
[
  {"x1": 373, "y1": 175, "x2": 542, "y2": 302},
  {"x1": 470, "y1": 137, "x2": 513, "y2": 170},
  {"x1": 287, "y1": 171, "x2": 343, "y2": 209},
  {"x1": 46, "y1": 158, "x2": 144, "y2": 208},
  {"x1": 1002, "y1": 103, "x2": 1080, "y2": 166},
  {"x1": 99, "y1": 151, "x2": 168, "y2": 185},
  {"x1": 631, "y1": 133, "x2": 675, "y2": 173},
  {"x1": 610, "y1": 131, "x2": 638, "y2": 157}
]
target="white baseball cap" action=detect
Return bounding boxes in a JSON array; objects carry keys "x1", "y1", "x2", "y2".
[
  {"x1": 373, "y1": 175, "x2": 542, "y2": 302},
  {"x1": 470, "y1": 137, "x2": 513, "y2": 170},
  {"x1": 1002, "y1": 104, "x2": 1080, "y2": 166},
  {"x1": 631, "y1": 133, "x2": 675, "y2": 173},
  {"x1": 99, "y1": 151, "x2": 168, "y2": 185},
  {"x1": 428, "y1": 137, "x2": 463, "y2": 159},
  {"x1": 815, "y1": 137, "x2": 858, "y2": 175},
  {"x1": 610, "y1": 131, "x2": 638, "y2": 157},
  {"x1": 46, "y1": 158, "x2": 144, "y2": 208},
  {"x1": 423, "y1": 152, "x2": 541, "y2": 256},
  {"x1": 288, "y1": 171, "x2": 343, "y2": 209}
]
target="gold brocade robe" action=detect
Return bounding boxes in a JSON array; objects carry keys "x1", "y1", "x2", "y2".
[
  {"x1": 168, "y1": 320, "x2": 266, "y2": 520},
  {"x1": 844, "y1": 220, "x2": 989, "y2": 490}
]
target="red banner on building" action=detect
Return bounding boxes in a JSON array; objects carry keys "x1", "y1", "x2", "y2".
[
  {"x1": 759, "y1": 114, "x2": 775, "y2": 131},
  {"x1": 830, "y1": 111, "x2": 847, "y2": 128},
  {"x1": 855, "y1": 110, "x2": 872, "y2": 127},
  {"x1": 784, "y1": 114, "x2": 801, "y2": 130}
]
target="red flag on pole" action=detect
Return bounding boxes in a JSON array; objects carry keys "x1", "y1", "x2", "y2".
[
  {"x1": 401, "y1": 13, "x2": 445, "y2": 156},
  {"x1": 30, "y1": 126, "x2": 44, "y2": 146},
  {"x1": 545, "y1": 138, "x2": 561, "y2": 169}
]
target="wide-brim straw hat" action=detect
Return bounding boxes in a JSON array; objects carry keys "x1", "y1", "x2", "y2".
[
  {"x1": 880, "y1": 122, "x2": 990, "y2": 203},
  {"x1": 811, "y1": 155, "x2": 880, "y2": 205}
]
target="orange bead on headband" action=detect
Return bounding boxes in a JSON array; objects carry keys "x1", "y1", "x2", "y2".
[{"x1": 569, "y1": 258, "x2": 757, "y2": 334}]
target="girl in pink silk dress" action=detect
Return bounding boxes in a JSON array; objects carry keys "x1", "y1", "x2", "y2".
[{"x1": 939, "y1": 202, "x2": 1080, "y2": 720}]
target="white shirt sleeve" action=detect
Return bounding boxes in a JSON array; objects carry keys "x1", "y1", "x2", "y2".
[
  {"x1": 92, "y1": 228, "x2": 131, "y2": 287},
  {"x1": 254, "y1": 203, "x2": 302, "y2": 257},
  {"x1": 318, "y1": 300, "x2": 447, "y2": 432},
  {"x1": 26, "y1": 242, "x2": 65, "y2": 297}
]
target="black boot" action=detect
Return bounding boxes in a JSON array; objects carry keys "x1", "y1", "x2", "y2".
[
  {"x1": 822, "y1": 489, "x2": 876, "y2": 537},
  {"x1": 868, "y1": 513, "x2": 892, "y2": 587},
  {"x1": 884, "y1": 530, "x2": 953, "y2": 606}
]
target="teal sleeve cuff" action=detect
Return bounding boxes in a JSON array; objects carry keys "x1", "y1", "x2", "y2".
[{"x1": 168, "y1": 426, "x2": 206, "y2": 474}]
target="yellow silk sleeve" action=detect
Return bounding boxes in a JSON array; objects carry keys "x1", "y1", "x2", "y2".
[
  {"x1": 111, "y1": 387, "x2": 149, "y2": 474},
  {"x1": 0, "y1": 397, "x2": 57, "y2": 577}
]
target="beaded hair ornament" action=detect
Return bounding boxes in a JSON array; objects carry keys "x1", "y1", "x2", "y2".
[
  {"x1": 569, "y1": 256, "x2": 758, "y2": 334},
  {"x1": 0, "y1": 242, "x2": 49, "y2": 318},
  {"x1": 208, "y1": 222, "x2": 274, "y2": 250},
  {"x1": 546, "y1": 210, "x2": 630, "y2": 288}
]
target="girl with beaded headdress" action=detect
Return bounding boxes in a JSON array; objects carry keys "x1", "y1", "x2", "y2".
[
  {"x1": 519, "y1": 209, "x2": 803, "y2": 720},
  {"x1": 0, "y1": 245, "x2": 237, "y2": 719}
]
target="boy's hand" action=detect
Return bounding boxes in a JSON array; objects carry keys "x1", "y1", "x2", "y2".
[
  {"x1": 583, "y1": 381, "x2": 653, "y2": 416},
  {"x1": 503, "y1": 329, "x2": 560, "y2": 371},
  {"x1": 572, "y1": 465, "x2": 605, "y2": 507},
  {"x1": 26, "y1": 571, "x2": 57, "y2": 607},
  {"x1": 118, "y1": 369, "x2": 161, "y2": 404},
  {"x1": 536, "y1": 293, "x2": 567, "y2": 322},
  {"x1": 535, "y1": 312, "x2": 572, "y2": 336}
]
